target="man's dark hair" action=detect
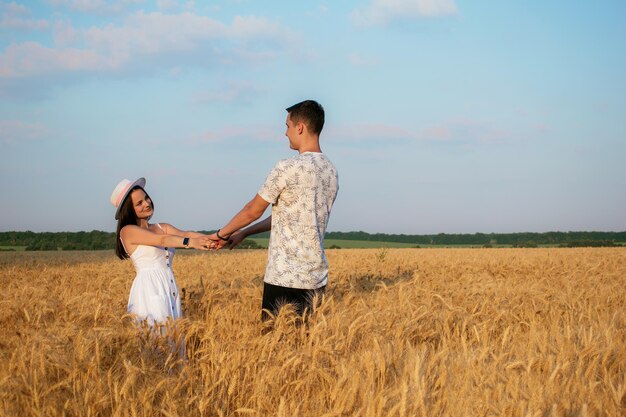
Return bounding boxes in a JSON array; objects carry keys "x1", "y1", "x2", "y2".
[{"x1": 286, "y1": 100, "x2": 325, "y2": 135}]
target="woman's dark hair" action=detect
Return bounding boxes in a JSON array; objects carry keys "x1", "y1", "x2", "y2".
[{"x1": 115, "y1": 186, "x2": 154, "y2": 260}]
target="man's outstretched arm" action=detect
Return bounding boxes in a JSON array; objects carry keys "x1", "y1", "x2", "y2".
[
  {"x1": 226, "y1": 216, "x2": 272, "y2": 249},
  {"x1": 208, "y1": 194, "x2": 270, "y2": 248}
]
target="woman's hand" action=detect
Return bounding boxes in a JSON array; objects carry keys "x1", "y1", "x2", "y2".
[{"x1": 190, "y1": 236, "x2": 218, "y2": 250}]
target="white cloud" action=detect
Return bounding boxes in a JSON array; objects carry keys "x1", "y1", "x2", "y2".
[
  {"x1": 1, "y1": 16, "x2": 50, "y2": 30},
  {"x1": 416, "y1": 119, "x2": 509, "y2": 144},
  {"x1": 156, "y1": 0, "x2": 178, "y2": 12},
  {"x1": 155, "y1": 0, "x2": 193, "y2": 12},
  {"x1": 327, "y1": 119, "x2": 510, "y2": 146},
  {"x1": 45, "y1": 0, "x2": 145, "y2": 15},
  {"x1": 1, "y1": 1, "x2": 29, "y2": 15},
  {"x1": 1, "y1": 1, "x2": 49, "y2": 30},
  {"x1": 351, "y1": 0, "x2": 458, "y2": 27},
  {"x1": 82, "y1": 12, "x2": 227, "y2": 60},
  {"x1": 0, "y1": 120, "x2": 49, "y2": 144},
  {"x1": 193, "y1": 80, "x2": 266, "y2": 105},
  {"x1": 190, "y1": 124, "x2": 277, "y2": 144},
  {"x1": 52, "y1": 20, "x2": 80, "y2": 45},
  {"x1": 0, "y1": 42, "x2": 103, "y2": 77},
  {"x1": 228, "y1": 15, "x2": 289, "y2": 39},
  {"x1": 0, "y1": 12, "x2": 298, "y2": 82}
]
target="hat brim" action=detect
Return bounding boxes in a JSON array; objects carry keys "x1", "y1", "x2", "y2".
[{"x1": 114, "y1": 177, "x2": 146, "y2": 220}]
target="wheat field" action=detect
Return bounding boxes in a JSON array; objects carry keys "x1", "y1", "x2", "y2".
[{"x1": 0, "y1": 248, "x2": 624, "y2": 416}]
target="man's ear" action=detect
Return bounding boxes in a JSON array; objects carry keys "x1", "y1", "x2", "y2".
[{"x1": 297, "y1": 122, "x2": 305, "y2": 134}]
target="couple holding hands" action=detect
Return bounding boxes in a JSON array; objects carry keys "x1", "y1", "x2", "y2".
[{"x1": 110, "y1": 100, "x2": 339, "y2": 327}]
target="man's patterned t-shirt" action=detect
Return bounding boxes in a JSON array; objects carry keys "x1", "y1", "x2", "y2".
[{"x1": 258, "y1": 152, "x2": 339, "y2": 289}]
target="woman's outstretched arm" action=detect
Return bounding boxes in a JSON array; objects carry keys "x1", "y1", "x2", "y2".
[
  {"x1": 158, "y1": 223, "x2": 211, "y2": 239},
  {"x1": 121, "y1": 225, "x2": 213, "y2": 250}
]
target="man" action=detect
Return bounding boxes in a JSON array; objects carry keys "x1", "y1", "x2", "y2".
[{"x1": 209, "y1": 100, "x2": 339, "y2": 321}]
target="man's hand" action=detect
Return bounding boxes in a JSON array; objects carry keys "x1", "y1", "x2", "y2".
[
  {"x1": 207, "y1": 233, "x2": 228, "y2": 250},
  {"x1": 227, "y1": 230, "x2": 247, "y2": 250}
]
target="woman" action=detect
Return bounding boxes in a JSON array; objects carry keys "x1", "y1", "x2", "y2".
[{"x1": 110, "y1": 177, "x2": 214, "y2": 326}]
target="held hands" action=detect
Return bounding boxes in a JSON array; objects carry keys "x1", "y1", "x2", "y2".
[
  {"x1": 206, "y1": 229, "x2": 246, "y2": 250},
  {"x1": 189, "y1": 229, "x2": 249, "y2": 251},
  {"x1": 190, "y1": 236, "x2": 218, "y2": 250},
  {"x1": 207, "y1": 232, "x2": 229, "y2": 250}
]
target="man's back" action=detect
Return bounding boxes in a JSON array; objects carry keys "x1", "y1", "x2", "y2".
[{"x1": 258, "y1": 152, "x2": 339, "y2": 289}]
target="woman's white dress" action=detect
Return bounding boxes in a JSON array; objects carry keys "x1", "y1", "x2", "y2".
[{"x1": 125, "y1": 242, "x2": 182, "y2": 325}]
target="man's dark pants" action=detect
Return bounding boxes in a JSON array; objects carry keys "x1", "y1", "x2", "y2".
[{"x1": 261, "y1": 282, "x2": 326, "y2": 322}]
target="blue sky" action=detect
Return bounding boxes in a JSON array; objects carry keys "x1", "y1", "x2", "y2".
[{"x1": 1, "y1": 0, "x2": 625, "y2": 234}]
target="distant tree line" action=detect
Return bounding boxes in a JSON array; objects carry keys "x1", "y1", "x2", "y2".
[
  {"x1": 0, "y1": 230, "x2": 262, "y2": 251},
  {"x1": 0, "y1": 230, "x2": 623, "y2": 251},
  {"x1": 324, "y1": 231, "x2": 626, "y2": 246},
  {"x1": 0, "y1": 231, "x2": 115, "y2": 251}
]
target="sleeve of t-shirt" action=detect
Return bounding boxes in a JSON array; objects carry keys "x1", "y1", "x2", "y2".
[{"x1": 257, "y1": 160, "x2": 288, "y2": 204}]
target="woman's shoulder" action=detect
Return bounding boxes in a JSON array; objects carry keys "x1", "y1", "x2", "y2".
[
  {"x1": 149, "y1": 223, "x2": 171, "y2": 234},
  {"x1": 120, "y1": 224, "x2": 141, "y2": 236}
]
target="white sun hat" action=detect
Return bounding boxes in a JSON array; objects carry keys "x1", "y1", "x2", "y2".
[{"x1": 110, "y1": 177, "x2": 146, "y2": 220}]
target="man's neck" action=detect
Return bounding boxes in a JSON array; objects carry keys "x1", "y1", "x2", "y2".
[{"x1": 298, "y1": 136, "x2": 322, "y2": 154}]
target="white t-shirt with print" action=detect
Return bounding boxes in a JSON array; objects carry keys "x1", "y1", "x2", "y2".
[{"x1": 258, "y1": 152, "x2": 339, "y2": 289}]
